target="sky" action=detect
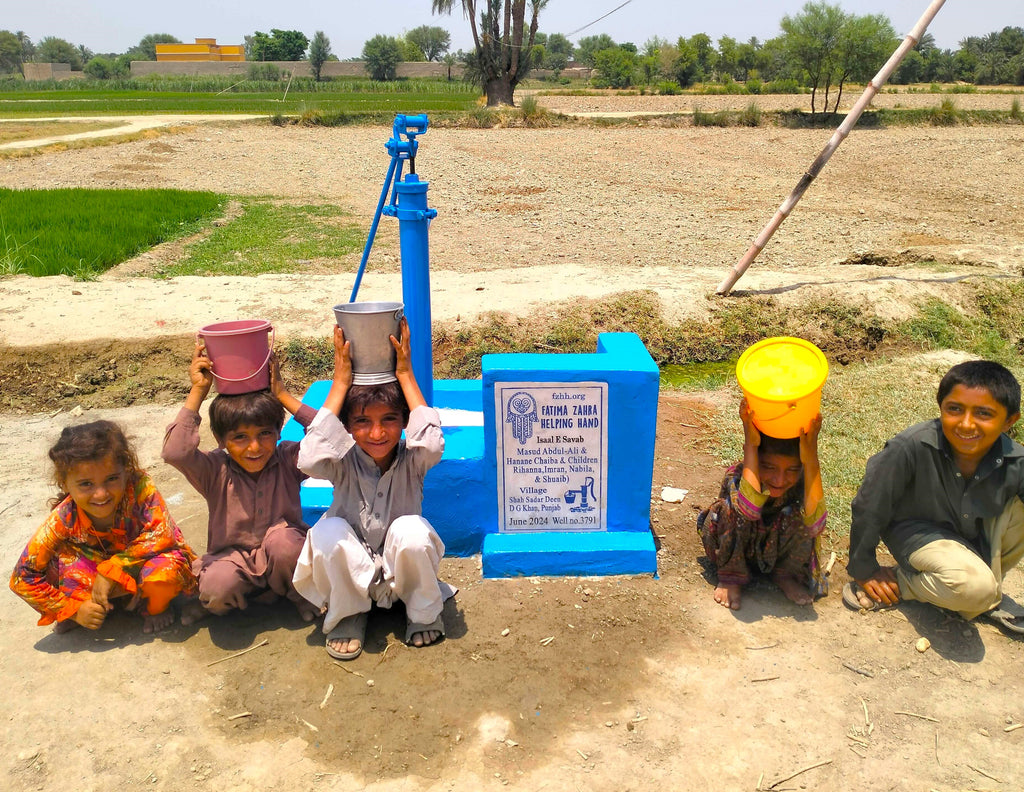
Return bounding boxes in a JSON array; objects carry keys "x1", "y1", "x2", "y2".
[{"x1": 8, "y1": 1, "x2": 1019, "y2": 59}]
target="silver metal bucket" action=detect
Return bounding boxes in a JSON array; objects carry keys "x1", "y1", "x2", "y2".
[{"x1": 332, "y1": 301, "x2": 405, "y2": 384}]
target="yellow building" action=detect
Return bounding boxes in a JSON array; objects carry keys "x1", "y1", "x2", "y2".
[{"x1": 155, "y1": 39, "x2": 245, "y2": 62}]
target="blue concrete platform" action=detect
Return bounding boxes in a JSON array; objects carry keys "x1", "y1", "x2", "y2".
[
  {"x1": 284, "y1": 333, "x2": 659, "y2": 576},
  {"x1": 480, "y1": 333, "x2": 659, "y2": 578},
  {"x1": 283, "y1": 378, "x2": 487, "y2": 556}
]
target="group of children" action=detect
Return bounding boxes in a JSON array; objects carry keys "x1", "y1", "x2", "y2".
[
  {"x1": 10, "y1": 318, "x2": 451, "y2": 657},
  {"x1": 10, "y1": 340, "x2": 1024, "y2": 647},
  {"x1": 698, "y1": 359, "x2": 1024, "y2": 635}
]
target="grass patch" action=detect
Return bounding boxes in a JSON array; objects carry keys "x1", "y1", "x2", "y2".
[
  {"x1": 692, "y1": 106, "x2": 733, "y2": 127},
  {"x1": 0, "y1": 188, "x2": 225, "y2": 277},
  {"x1": 159, "y1": 199, "x2": 364, "y2": 277}
]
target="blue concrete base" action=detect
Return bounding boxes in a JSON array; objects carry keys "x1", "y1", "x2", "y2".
[
  {"x1": 482, "y1": 531, "x2": 657, "y2": 578},
  {"x1": 286, "y1": 378, "x2": 487, "y2": 557}
]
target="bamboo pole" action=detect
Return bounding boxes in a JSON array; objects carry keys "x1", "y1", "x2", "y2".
[{"x1": 715, "y1": 0, "x2": 948, "y2": 296}]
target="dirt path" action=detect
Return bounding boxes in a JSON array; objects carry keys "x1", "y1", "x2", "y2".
[
  {"x1": 2, "y1": 119, "x2": 1024, "y2": 791},
  {"x1": 0, "y1": 115, "x2": 265, "y2": 150}
]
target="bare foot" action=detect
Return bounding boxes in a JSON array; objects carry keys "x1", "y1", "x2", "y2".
[
  {"x1": 143, "y1": 610, "x2": 176, "y2": 634},
  {"x1": 713, "y1": 583, "x2": 743, "y2": 610},
  {"x1": 410, "y1": 630, "x2": 442, "y2": 647},
  {"x1": 180, "y1": 598, "x2": 210, "y2": 626},
  {"x1": 293, "y1": 598, "x2": 319, "y2": 623},
  {"x1": 53, "y1": 619, "x2": 79, "y2": 634},
  {"x1": 772, "y1": 573, "x2": 813, "y2": 605},
  {"x1": 328, "y1": 636, "x2": 361, "y2": 656}
]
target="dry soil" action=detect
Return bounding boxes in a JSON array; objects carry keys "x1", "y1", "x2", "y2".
[{"x1": 2, "y1": 107, "x2": 1024, "y2": 792}]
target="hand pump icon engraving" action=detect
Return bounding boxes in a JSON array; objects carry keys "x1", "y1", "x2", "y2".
[{"x1": 563, "y1": 477, "x2": 596, "y2": 513}]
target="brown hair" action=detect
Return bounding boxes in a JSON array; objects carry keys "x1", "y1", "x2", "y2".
[
  {"x1": 209, "y1": 389, "x2": 285, "y2": 442},
  {"x1": 341, "y1": 382, "x2": 409, "y2": 427},
  {"x1": 48, "y1": 420, "x2": 140, "y2": 508}
]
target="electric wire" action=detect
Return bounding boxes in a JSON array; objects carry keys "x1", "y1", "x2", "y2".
[{"x1": 566, "y1": 0, "x2": 636, "y2": 37}]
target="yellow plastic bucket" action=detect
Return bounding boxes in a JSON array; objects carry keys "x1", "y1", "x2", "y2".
[{"x1": 735, "y1": 337, "x2": 828, "y2": 439}]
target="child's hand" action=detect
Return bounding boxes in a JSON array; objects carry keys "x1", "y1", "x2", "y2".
[
  {"x1": 189, "y1": 341, "x2": 213, "y2": 391},
  {"x1": 333, "y1": 326, "x2": 353, "y2": 387},
  {"x1": 799, "y1": 413, "x2": 822, "y2": 464},
  {"x1": 90, "y1": 574, "x2": 117, "y2": 613},
  {"x1": 739, "y1": 398, "x2": 761, "y2": 449},
  {"x1": 857, "y1": 567, "x2": 901, "y2": 606},
  {"x1": 391, "y1": 317, "x2": 412, "y2": 377},
  {"x1": 269, "y1": 352, "x2": 286, "y2": 397},
  {"x1": 73, "y1": 601, "x2": 108, "y2": 630}
]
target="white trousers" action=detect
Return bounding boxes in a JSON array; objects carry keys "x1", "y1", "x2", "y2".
[{"x1": 292, "y1": 514, "x2": 452, "y2": 633}]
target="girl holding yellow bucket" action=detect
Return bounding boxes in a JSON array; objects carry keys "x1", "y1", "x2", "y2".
[{"x1": 697, "y1": 338, "x2": 829, "y2": 610}]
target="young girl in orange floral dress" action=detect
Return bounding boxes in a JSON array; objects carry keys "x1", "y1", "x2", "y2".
[{"x1": 10, "y1": 420, "x2": 197, "y2": 634}]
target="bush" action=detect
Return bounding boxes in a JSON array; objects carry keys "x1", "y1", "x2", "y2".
[
  {"x1": 692, "y1": 106, "x2": 732, "y2": 127},
  {"x1": 518, "y1": 94, "x2": 546, "y2": 124},
  {"x1": 929, "y1": 97, "x2": 962, "y2": 126},
  {"x1": 656, "y1": 80, "x2": 681, "y2": 95},
  {"x1": 737, "y1": 101, "x2": 762, "y2": 127},
  {"x1": 745, "y1": 77, "x2": 762, "y2": 95},
  {"x1": 1012, "y1": 97, "x2": 1022, "y2": 122},
  {"x1": 247, "y1": 63, "x2": 281, "y2": 81},
  {"x1": 763, "y1": 78, "x2": 802, "y2": 94},
  {"x1": 84, "y1": 56, "x2": 114, "y2": 80}
]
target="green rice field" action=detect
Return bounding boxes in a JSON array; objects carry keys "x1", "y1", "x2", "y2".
[
  {"x1": 0, "y1": 188, "x2": 225, "y2": 277},
  {"x1": 0, "y1": 78, "x2": 482, "y2": 117}
]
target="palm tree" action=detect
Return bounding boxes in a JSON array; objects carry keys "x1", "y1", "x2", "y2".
[{"x1": 432, "y1": 0, "x2": 548, "y2": 106}]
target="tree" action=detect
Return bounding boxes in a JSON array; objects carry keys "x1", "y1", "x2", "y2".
[
  {"x1": 407, "y1": 25, "x2": 451, "y2": 61},
  {"x1": 542, "y1": 32, "x2": 573, "y2": 71},
  {"x1": 532, "y1": 31, "x2": 572, "y2": 72},
  {"x1": 576, "y1": 33, "x2": 615, "y2": 67},
  {"x1": 16, "y1": 31, "x2": 34, "y2": 63},
  {"x1": 892, "y1": 48, "x2": 924, "y2": 84},
  {"x1": 830, "y1": 14, "x2": 897, "y2": 110},
  {"x1": 593, "y1": 46, "x2": 636, "y2": 88},
  {"x1": 362, "y1": 34, "x2": 402, "y2": 81},
  {"x1": 399, "y1": 37, "x2": 425, "y2": 62},
  {"x1": 779, "y1": 1, "x2": 847, "y2": 114},
  {"x1": 308, "y1": 31, "x2": 331, "y2": 80},
  {"x1": 248, "y1": 29, "x2": 309, "y2": 61},
  {"x1": 717, "y1": 35, "x2": 740, "y2": 80},
  {"x1": 442, "y1": 51, "x2": 458, "y2": 80},
  {"x1": 0, "y1": 30, "x2": 21, "y2": 74},
  {"x1": 687, "y1": 33, "x2": 717, "y2": 81},
  {"x1": 670, "y1": 37, "x2": 699, "y2": 87},
  {"x1": 35, "y1": 37, "x2": 83, "y2": 70},
  {"x1": 84, "y1": 55, "x2": 114, "y2": 79},
  {"x1": 127, "y1": 33, "x2": 180, "y2": 61},
  {"x1": 432, "y1": 0, "x2": 549, "y2": 106}
]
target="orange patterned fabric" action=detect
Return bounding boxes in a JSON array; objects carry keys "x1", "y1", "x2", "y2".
[{"x1": 10, "y1": 471, "x2": 197, "y2": 625}]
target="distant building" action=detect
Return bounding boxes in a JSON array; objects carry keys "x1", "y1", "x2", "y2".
[{"x1": 155, "y1": 38, "x2": 245, "y2": 62}]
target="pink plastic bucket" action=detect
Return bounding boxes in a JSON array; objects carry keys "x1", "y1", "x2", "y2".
[{"x1": 198, "y1": 319, "x2": 274, "y2": 395}]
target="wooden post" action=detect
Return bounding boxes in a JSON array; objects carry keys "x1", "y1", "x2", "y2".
[{"x1": 716, "y1": 0, "x2": 948, "y2": 296}]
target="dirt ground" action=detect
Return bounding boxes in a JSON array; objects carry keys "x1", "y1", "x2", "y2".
[{"x1": 2, "y1": 110, "x2": 1024, "y2": 791}]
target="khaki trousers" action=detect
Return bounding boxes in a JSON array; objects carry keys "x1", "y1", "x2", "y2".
[{"x1": 897, "y1": 497, "x2": 1024, "y2": 620}]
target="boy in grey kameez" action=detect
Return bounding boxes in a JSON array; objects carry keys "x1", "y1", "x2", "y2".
[{"x1": 292, "y1": 319, "x2": 454, "y2": 659}]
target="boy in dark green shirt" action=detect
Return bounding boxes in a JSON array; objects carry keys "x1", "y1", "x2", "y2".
[{"x1": 845, "y1": 360, "x2": 1024, "y2": 631}]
